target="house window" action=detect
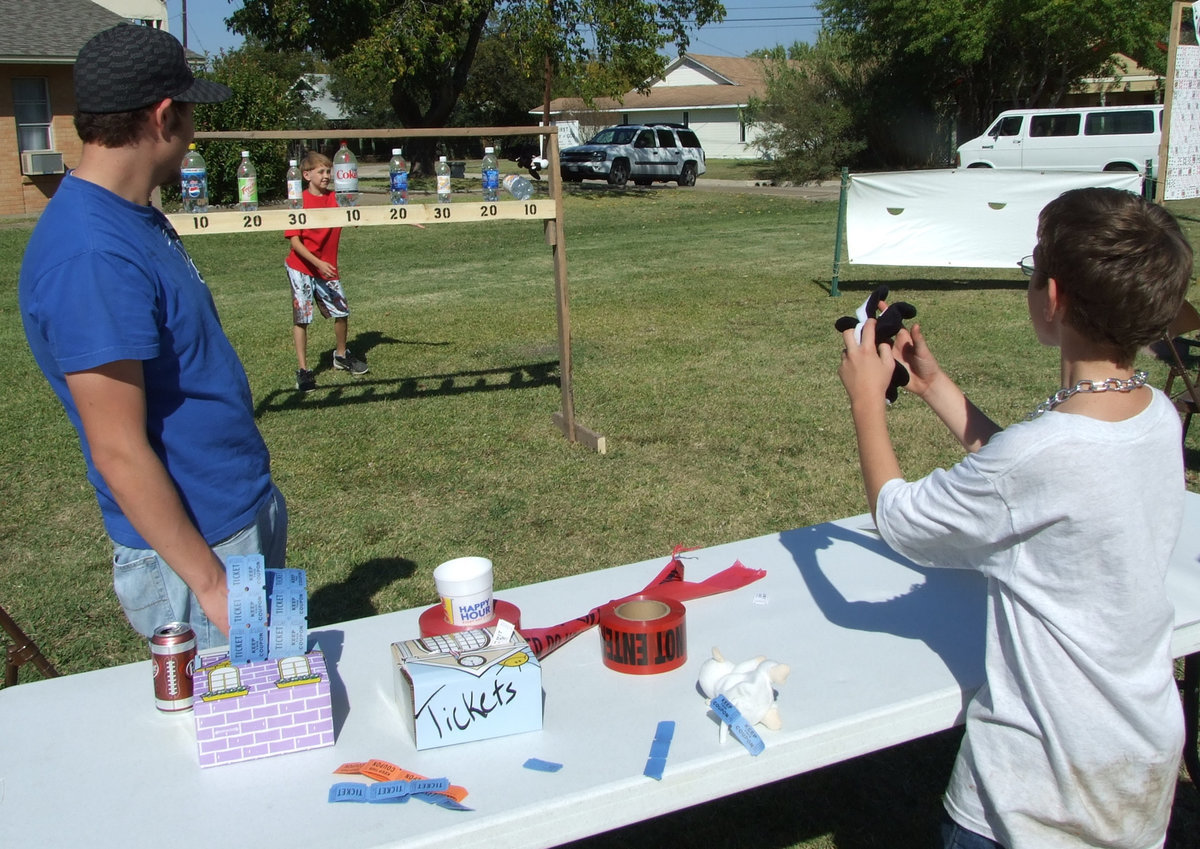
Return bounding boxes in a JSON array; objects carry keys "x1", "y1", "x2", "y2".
[{"x1": 12, "y1": 77, "x2": 52, "y2": 152}]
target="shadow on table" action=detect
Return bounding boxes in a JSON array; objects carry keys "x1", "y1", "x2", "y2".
[
  {"x1": 779, "y1": 519, "x2": 987, "y2": 701},
  {"x1": 307, "y1": 628, "x2": 347, "y2": 738}
]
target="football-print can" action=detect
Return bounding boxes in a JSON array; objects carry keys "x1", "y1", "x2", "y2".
[{"x1": 150, "y1": 622, "x2": 196, "y2": 712}]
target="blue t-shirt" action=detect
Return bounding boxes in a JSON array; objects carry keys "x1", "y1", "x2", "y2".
[{"x1": 19, "y1": 173, "x2": 273, "y2": 548}]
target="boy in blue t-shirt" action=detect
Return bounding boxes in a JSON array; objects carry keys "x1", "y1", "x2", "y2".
[{"x1": 19, "y1": 25, "x2": 286, "y2": 650}]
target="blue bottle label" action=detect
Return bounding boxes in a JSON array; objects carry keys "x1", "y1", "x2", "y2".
[
  {"x1": 391, "y1": 172, "x2": 408, "y2": 192},
  {"x1": 484, "y1": 169, "x2": 499, "y2": 191}
]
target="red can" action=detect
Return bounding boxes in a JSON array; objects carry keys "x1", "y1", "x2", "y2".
[{"x1": 150, "y1": 622, "x2": 196, "y2": 712}]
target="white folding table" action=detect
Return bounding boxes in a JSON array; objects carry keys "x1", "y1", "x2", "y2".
[{"x1": 3, "y1": 496, "x2": 1200, "y2": 849}]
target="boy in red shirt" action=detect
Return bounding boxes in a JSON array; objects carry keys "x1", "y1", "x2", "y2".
[{"x1": 284, "y1": 150, "x2": 368, "y2": 391}]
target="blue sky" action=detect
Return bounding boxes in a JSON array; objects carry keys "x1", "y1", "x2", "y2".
[{"x1": 166, "y1": 0, "x2": 822, "y2": 59}]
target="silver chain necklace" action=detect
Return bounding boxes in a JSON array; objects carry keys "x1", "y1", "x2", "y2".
[{"x1": 1027, "y1": 370, "x2": 1148, "y2": 420}]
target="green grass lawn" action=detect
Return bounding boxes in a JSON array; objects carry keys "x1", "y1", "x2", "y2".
[
  {"x1": 702, "y1": 157, "x2": 778, "y2": 181},
  {"x1": 3, "y1": 186, "x2": 1199, "y2": 847}
]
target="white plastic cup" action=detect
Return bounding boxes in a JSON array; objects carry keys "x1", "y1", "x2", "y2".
[{"x1": 433, "y1": 556, "x2": 495, "y2": 626}]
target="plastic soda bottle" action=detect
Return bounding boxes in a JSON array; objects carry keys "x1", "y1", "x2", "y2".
[
  {"x1": 236, "y1": 150, "x2": 257, "y2": 211},
  {"x1": 389, "y1": 148, "x2": 408, "y2": 205},
  {"x1": 436, "y1": 156, "x2": 452, "y2": 204},
  {"x1": 180, "y1": 143, "x2": 207, "y2": 213},
  {"x1": 286, "y1": 159, "x2": 303, "y2": 209},
  {"x1": 502, "y1": 173, "x2": 534, "y2": 200},
  {"x1": 333, "y1": 141, "x2": 359, "y2": 207},
  {"x1": 482, "y1": 146, "x2": 499, "y2": 202}
]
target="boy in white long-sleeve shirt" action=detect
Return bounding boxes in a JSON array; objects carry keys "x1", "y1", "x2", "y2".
[{"x1": 838, "y1": 187, "x2": 1193, "y2": 849}]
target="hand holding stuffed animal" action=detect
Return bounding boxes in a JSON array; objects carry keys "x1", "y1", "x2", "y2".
[{"x1": 834, "y1": 285, "x2": 917, "y2": 404}]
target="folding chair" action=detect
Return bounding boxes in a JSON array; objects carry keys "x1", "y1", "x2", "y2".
[
  {"x1": 1161, "y1": 300, "x2": 1200, "y2": 443},
  {"x1": 0, "y1": 602, "x2": 59, "y2": 686}
]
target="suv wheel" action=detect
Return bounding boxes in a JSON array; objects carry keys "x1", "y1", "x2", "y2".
[
  {"x1": 678, "y1": 162, "x2": 697, "y2": 187},
  {"x1": 608, "y1": 159, "x2": 630, "y2": 186}
]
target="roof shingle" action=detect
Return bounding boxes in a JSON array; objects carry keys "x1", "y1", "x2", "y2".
[{"x1": 0, "y1": 0, "x2": 129, "y2": 63}]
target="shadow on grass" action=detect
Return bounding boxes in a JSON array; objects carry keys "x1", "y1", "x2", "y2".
[
  {"x1": 561, "y1": 728, "x2": 963, "y2": 849},
  {"x1": 824, "y1": 277, "x2": 1029, "y2": 296},
  {"x1": 309, "y1": 330, "x2": 450, "y2": 374},
  {"x1": 308, "y1": 557, "x2": 416, "y2": 627},
  {"x1": 561, "y1": 729, "x2": 1200, "y2": 849},
  {"x1": 255, "y1": 359, "x2": 560, "y2": 416}
]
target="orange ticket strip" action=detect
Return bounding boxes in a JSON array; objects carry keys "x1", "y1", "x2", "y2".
[{"x1": 334, "y1": 759, "x2": 470, "y2": 803}]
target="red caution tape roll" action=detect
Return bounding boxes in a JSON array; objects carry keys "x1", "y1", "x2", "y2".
[{"x1": 598, "y1": 594, "x2": 687, "y2": 675}]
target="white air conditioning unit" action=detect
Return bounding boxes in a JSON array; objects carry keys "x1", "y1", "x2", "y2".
[{"x1": 20, "y1": 150, "x2": 65, "y2": 176}]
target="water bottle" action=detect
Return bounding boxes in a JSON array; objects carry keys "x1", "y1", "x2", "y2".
[
  {"x1": 236, "y1": 150, "x2": 257, "y2": 212},
  {"x1": 482, "y1": 146, "x2": 499, "y2": 202},
  {"x1": 388, "y1": 148, "x2": 408, "y2": 205},
  {"x1": 333, "y1": 140, "x2": 359, "y2": 207},
  {"x1": 180, "y1": 143, "x2": 207, "y2": 213},
  {"x1": 286, "y1": 159, "x2": 303, "y2": 209},
  {"x1": 436, "y1": 156, "x2": 452, "y2": 204},
  {"x1": 502, "y1": 173, "x2": 534, "y2": 200}
]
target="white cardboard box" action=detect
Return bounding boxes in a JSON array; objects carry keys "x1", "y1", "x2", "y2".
[{"x1": 391, "y1": 627, "x2": 542, "y2": 750}]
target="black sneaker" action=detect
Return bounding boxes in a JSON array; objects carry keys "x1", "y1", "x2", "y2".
[
  {"x1": 333, "y1": 349, "x2": 369, "y2": 376},
  {"x1": 296, "y1": 369, "x2": 316, "y2": 392}
]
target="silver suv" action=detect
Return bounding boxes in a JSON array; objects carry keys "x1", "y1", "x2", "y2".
[{"x1": 559, "y1": 123, "x2": 706, "y2": 187}]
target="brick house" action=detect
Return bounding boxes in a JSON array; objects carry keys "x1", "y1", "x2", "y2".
[{"x1": 0, "y1": 0, "x2": 172, "y2": 216}]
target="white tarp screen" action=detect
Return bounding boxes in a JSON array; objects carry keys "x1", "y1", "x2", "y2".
[{"x1": 846, "y1": 169, "x2": 1142, "y2": 269}]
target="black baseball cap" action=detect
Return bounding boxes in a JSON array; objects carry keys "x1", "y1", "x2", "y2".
[{"x1": 74, "y1": 24, "x2": 231, "y2": 114}]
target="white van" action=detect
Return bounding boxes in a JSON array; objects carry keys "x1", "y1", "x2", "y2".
[{"x1": 956, "y1": 104, "x2": 1162, "y2": 174}]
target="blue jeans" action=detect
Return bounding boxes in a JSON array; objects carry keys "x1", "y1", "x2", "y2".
[
  {"x1": 112, "y1": 486, "x2": 287, "y2": 650},
  {"x1": 941, "y1": 810, "x2": 1004, "y2": 849}
]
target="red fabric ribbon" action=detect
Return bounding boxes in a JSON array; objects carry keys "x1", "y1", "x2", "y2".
[{"x1": 521, "y1": 546, "x2": 766, "y2": 660}]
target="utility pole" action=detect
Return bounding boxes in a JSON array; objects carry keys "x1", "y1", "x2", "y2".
[{"x1": 181, "y1": 0, "x2": 188, "y2": 49}]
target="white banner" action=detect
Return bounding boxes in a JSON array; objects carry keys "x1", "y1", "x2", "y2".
[{"x1": 846, "y1": 169, "x2": 1143, "y2": 269}]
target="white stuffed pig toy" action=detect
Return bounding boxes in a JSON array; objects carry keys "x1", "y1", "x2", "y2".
[{"x1": 697, "y1": 647, "x2": 790, "y2": 743}]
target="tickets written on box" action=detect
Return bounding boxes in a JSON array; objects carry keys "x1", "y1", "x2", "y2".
[{"x1": 391, "y1": 626, "x2": 542, "y2": 750}]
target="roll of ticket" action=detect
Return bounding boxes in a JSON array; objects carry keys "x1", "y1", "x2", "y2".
[{"x1": 598, "y1": 594, "x2": 687, "y2": 674}]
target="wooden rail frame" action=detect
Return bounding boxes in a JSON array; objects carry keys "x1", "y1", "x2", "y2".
[{"x1": 181, "y1": 126, "x2": 606, "y2": 453}]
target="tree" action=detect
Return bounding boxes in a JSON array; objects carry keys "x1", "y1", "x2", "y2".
[
  {"x1": 192, "y1": 47, "x2": 311, "y2": 206},
  {"x1": 745, "y1": 36, "x2": 867, "y2": 182},
  {"x1": 817, "y1": 0, "x2": 1171, "y2": 165},
  {"x1": 227, "y1": 0, "x2": 725, "y2": 173}
]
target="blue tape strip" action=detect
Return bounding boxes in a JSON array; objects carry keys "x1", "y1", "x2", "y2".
[
  {"x1": 523, "y1": 758, "x2": 563, "y2": 773},
  {"x1": 643, "y1": 720, "x2": 675, "y2": 781},
  {"x1": 710, "y1": 694, "x2": 765, "y2": 756}
]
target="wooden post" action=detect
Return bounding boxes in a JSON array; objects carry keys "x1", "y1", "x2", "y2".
[
  {"x1": 831, "y1": 167, "x2": 850, "y2": 297},
  {"x1": 546, "y1": 131, "x2": 607, "y2": 453}
]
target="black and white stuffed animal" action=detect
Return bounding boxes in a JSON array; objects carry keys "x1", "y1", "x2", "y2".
[{"x1": 834, "y1": 285, "x2": 917, "y2": 404}]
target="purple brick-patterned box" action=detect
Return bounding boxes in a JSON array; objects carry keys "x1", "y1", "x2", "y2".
[{"x1": 192, "y1": 649, "x2": 334, "y2": 768}]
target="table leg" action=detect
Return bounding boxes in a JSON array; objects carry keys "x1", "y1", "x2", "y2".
[{"x1": 1185, "y1": 654, "x2": 1200, "y2": 784}]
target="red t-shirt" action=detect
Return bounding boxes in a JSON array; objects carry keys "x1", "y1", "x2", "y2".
[{"x1": 284, "y1": 189, "x2": 341, "y2": 277}]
